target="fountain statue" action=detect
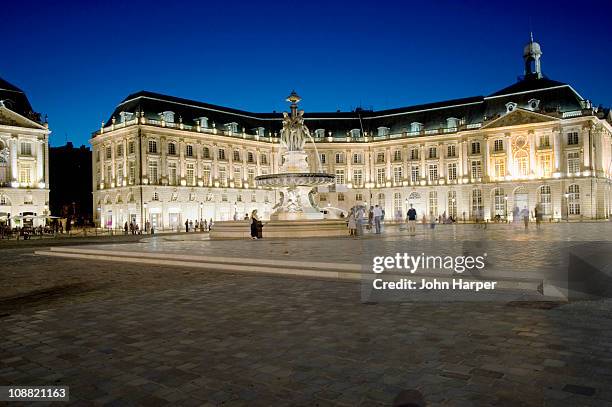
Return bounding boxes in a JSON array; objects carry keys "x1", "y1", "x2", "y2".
[
  {"x1": 211, "y1": 91, "x2": 348, "y2": 239},
  {"x1": 255, "y1": 91, "x2": 335, "y2": 220}
]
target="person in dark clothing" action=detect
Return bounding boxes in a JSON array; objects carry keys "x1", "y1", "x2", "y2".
[
  {"x1": 185, "y1": 220, "x2": 189, "y2": 233},
  {"x1": 250, "y1": 210, "x2": 259, "y2": 239},
  {"x1": 407, "y1": 204, "x2": 417, "y2": 235}
]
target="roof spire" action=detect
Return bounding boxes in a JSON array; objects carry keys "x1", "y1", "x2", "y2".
[{"x1": 530, "y1": 31, "x2": 534, "y2": 43}]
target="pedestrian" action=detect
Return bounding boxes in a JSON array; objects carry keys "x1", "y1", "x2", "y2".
[
  {"x1": 124, "y1": 221, "x2": 128, "y2": 235},
  {"x1": 429, "y1": 211, "x2": 436, "y2": 229},
  {"x1": 368, "y1": 206, "x2": 374, "y2": 231},
  {"x1": 189, "y1": 219, "x2": 193, "y2": 232},
  {"x1": 250, "y1": 210, "x2": 259, "y2": 239},
  {"x1": 407, "y1": 204, "x2": 417, "y2": 235},
  {"x1": 521, "y1": 206, "x2": 529, "y2": 230},
  {"x1": 203, "y1": 219, "x2": 208, "y2": 231},
  {"x1": 373, "y1": 205, "x2": 383, "y2": 234},
  {"x1": 535, "y1": 203, "x2": 542, "y2": 229},
  {"x1": 347, "y1": 209, "x2": 357, "y2": 236},
  {"x1": 195, "y1": 220, "x2": 199, "y2": 231},
  {"x1": 185, "y1": 219, "x2": 189, "y2": 233},
  {"x1": 209, "y1": 218, "x2": 213, "y2": 231}
]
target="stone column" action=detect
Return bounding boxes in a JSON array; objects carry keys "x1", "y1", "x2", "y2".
[
  {"x1": 385, "y1": 147, "x2": 391, "y2": 183},
  {"x1": 457, "y1": 140, "x2": 464, "y2": 178},
  {"x1": 160, "y1": 136, "x2": 167, "y2": 179},
  {"x1": 179, "y1": 139, "x2": 185, "y2": 180},
  {"x1": 483, "y1": 138, "x2": 490, "y2": 180},
  {"x1": 37, "y1": 139, "x2": 44, "y2": 183},
  {"x1": 438, "y1": 143, "x2": 444, "y2": 179},
  {"x1": 10, "y1": 137, "x2": 18, "y2": 183},
  {"x1": 505, "y1": 134, "x2": 512, "y2": 176},
  {"x1": 528, "y1": 131, "x2": 536, "y2": 175},
  {"x1": 553, "y1": 127, "x2": 561, "y2": 172},
  {"x1": 582, "y1": 126, "x2": 591, "y2": 170}
]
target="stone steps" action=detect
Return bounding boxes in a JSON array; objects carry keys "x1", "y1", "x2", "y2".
[{"x1": 33, "y1": 246, "x2": 555, "y2": 298}]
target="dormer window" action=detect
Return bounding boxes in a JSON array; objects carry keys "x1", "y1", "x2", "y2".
[
  {"x1": 315, "y1": 129, "x2": 325, "y2": 138},
  {"x1": 350, "y1": 129, "x2": 361, "y2": 138},
  {"x1": 225, "y1": 122, "x2": 238, "y2": 133},
  {"x1": 119, "y1": 111, "x2": 134, "y2": 123},
  {"x1": 377, "y1": 127, "x2": 390, "y2": 137},
  {"x1": 410, "y1": 122, "x2": 423, "y2": 133},
  {"x1": 527, "y1": 99, "x2": 540, "y2": 111},
  {"x1": 446, "y1": 117, "x2": 459, "y2": 129},
  {"x1": 256, "y1": 127, "x2": 265, "y2": 137},
  {"x1": 196, "y1": 117, "x2": 209, "y2": 128},
  {"x1": 505, "y1": 102, "x2": 517, "y2": 114},
  {"x1": 160, "y1": 111, "x2": 175, "y2": 123}
]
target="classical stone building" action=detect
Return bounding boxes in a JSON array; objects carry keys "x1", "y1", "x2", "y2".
[
  {"x1": 0, "y1": 77, "x2": 50, "y2": 228},
  {"x1": 91, "y1": 39, "x2": 612, "y2": 229}
]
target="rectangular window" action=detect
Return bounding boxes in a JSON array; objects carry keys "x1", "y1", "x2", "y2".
[
  {"x1": 541, "y1": 154, "x2": 552, "y2": 177},
  {"x1": 19, "y1": 166, "x2": 31, "y2": 184},
  {"x1": 20, "y1": 142, "x2": 32, "y2": 156},
  {"x1": 353, "y1": 153, "x2": 362, "y2": 164},
  {"x1": 128, "y1": 161, "x2": 135, "y2": 184},
  {"x1": 168, "y1": 143, "x2": 176, "y2": 155},
  {"x1": 471, "y1": 160, "x2": 482, "y2": 179},
  {"x1": 567, "y1": 132, "x2": 579, "y2": 145},
  {"x1": 376, "y1": 152, "x2": 385, "y2": 163},
  {"x1": 202, "y1": 147, "x2": 210, "y2": 159},
  {"x1": 168, "y1": 163, "x2": 177, "y2": 185},
  {"x1": 353, "y1": 169, "x2": 363, "y2": 187},
  {"x1": 494, "y1": 139, "x2": 504, "y2": 152},
  {"x1": 495, "y1": 158, "x2": 506, "y2": 178},
  {"x1": 447, "y1": 145, "x2": 456, "y2": 157},
  {"x1": 202, "y1": 165, "x2": 211, "y2": 186},
  {"x1": 428, "y1": 164, "x2": 438, "y2": 182},
  {"x1": 428, "y1": 147, "x2": 437, "y2": 159},
  {"x1": 319, "y1": 153, "x2": 326, "y2": 164},
  {"x1": 393, "y1": 166, "x2": 403, "y2": 183},
  {"x1": 393, "y1": 150, "x2": 402, "y2": 161},
  {"x1": 186, "y1": 163, "x2": 195, "y2": 186},
  {"x1": 471, "y1": 142, "x2": 481, "y2": 155},
  {"x1": 148, "y1": 140, "x2": 157, "y2": 154},
  {"x1": 447, "y1": 163, "x2": 457, "y2": 180},
  {"x1": 376, "y1": 168, "x2": 386, "y2": 185},
  {"x1": 117, "y1": 144, "x2": 124, "y2": 157},
  {"x1": 218, "y1": 149, "x2": 226, "y2": 160},
  {"x1": 411, "y1": 166, "x2": 420, "y2": 183},
  {"x1": 540, "y1": 135, "x2": 550, "y2": 148},
  {"x1": 335, "y1": 153, "x2": 344, "y2": 164},
  {"x1": 233, "y1": 167, "x2": 242, "y2": 187},
  {"x1": 219, "y1": 167, "x2": 227, "y2": 187},
  {"x1": 186, "y1": 145, "x2": 193, "y2": 157},
  {"x1": 335, "y1": 169, "x2": 345, "y2": 184},
  {"x1": 429, "y1": 191, "x2": 438, "y2": 216},
  {"x1": 260, "y1": 154, "x2": 268, "y2": 165},
  {"x1": 116, "y1": 163, "x2": 123, "y2": 185},
  {"x1": 567, "y1": 152, "x2": 580, "y2": 173},
  {"x1": 128, "y1": 141, "x2": 135, "y2": 155},
  {"x1": 233, "y1": 150, "x2": 241, "y2": 162},
  {"x1": 247, "y1": 152, "x2": 254, "y2": 163},
  {"x1": 248, "y1": 169, "x2": 255, "y2": 187},
  {"x1": 106, "y1": 146, "x2": 112, "y2": 159},
  {"x1": 338, "y1": 192, "x2": 345, "y2": 201},
  {"x1": 148, "y1": 161, "x2": 158, "y2": 184}
]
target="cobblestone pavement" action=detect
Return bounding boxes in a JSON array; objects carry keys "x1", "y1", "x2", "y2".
[{"x1": 1, "y1": 223, "x2": 612, "y2": 406}]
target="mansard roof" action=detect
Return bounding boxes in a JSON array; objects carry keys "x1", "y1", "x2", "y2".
[
  {"x1": 101, "y1": 76, "x2": 587, "y2": 138},
  {"x1": 0, "y1": 77, "x2": 42, "y2": 123}
]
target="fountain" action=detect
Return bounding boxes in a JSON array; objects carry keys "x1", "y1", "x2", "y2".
[{"x1": 210, "y1": 91, "x2": 348, "y2": 239}]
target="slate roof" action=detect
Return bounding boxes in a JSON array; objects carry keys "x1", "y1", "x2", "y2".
[
  {"x1": 101, "y1": 76, "x2": 587, "y2": 138},
  {"x1": 0, "y1": 77, "x2": 41, "y2": 123}
]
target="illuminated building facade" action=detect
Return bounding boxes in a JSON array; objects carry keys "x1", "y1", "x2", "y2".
[
  {"x1": 91, "y1": 39, "x2": 612, "y2": 229},
  {"x1": 0, "y1": 77, "x2": 50, "y2": 228}
]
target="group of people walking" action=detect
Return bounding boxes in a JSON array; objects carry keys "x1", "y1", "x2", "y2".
[{"x1": 347, "y1": 204, "x2": 386, "y2": 236}]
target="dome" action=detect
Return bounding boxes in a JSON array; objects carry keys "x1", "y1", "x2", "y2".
[{"x1": 523, "y1": 41, "x2": 542, "y2": 57}]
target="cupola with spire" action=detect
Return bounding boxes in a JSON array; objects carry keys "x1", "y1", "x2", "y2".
[{"x1": 523, "y1": 32, "x2": 543, "y2": 79}]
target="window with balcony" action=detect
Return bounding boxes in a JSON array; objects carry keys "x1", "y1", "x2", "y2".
[
  {"x1": 168, "y1": 163, "x2": 177, "y2": 185},
  {"x1": 376, "y1": 168, "x2": 386, "y2": 185},
  {"x1": 447, "y1": 163, "x2": 457, "y2": 180},
  {"x1": 186, "y1": 164, "x2": 195, "y2": 186},
  {"x1": 428, "y1": 164, "x2": 438, "y2": 182},
  {"x1": 335, "y1": 169, "x2": 345, "y2": 184},
  {"x1": 393, "y1": 167, "x2": 403, "y2": 183},
  {"x1": 411, "y1": 166, "x2": 420, "y2": 183},
  {"x1": 567, "y1": 152, "x2": 580, "y2": 173},
  {"x1": 568, "y1": 184, "x2": 580, "y2": 215},
  {"x1": 148, "y1": 161, "x2": 158, "y2": 184},
  {"x1": 471, "y1": 160, "x2": 482, "y2": 179},
  {"x1": 353, "y1": 169, "x2": 363, "y2": 187},
  {"x1": 495, "y1": 158, "x2": 506, "y2": 178}
]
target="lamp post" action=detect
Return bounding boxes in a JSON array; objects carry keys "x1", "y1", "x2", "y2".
[
  {"x1": 143, "y1": 202, "x2": 148, "y2": 231},
  {"x1": 451, "y1": 198, "x2": 456, "y2": 221},
  {"x1": 564, "y1": 192, "x2": 569, "y2": 222},
  {"x1": 199, "y1": 202, "x2": 203, "y2": 224},
  {"x1": 504, "y1": 195, "x2": 508, "y2": 222}
]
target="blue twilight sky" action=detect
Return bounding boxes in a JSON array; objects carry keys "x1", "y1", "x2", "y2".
[{"x1": 2, "y1": 0, "x2": 611, "y2": 147}]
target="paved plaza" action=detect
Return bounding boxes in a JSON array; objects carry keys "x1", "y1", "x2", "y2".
[{"x1": 1, "y1": 223, "x2": 612, "y2": 406}]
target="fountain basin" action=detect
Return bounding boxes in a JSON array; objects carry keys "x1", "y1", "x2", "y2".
[{"x1": 255, "y1": 173, "x2": 335, "y2": 188}]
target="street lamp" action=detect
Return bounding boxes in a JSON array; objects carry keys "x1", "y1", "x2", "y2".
[
  {"x1": 504, "y1": 195, "x2": 508, "y2": 221},
  {"x1": 199, "y1": 202, "x2": 203, "y2": 223},
  {"x1": 143, "y1": 202, "x2": 148, "y2": 230},
  {"x1": 564, "y1": 192, "x2": 569, "y2": 222}
]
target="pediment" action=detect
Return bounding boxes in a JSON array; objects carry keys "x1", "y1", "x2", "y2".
[
  {"x1": 0, "y1": 106, "x2": 45, "y2": 129},
  {"x1": 482, "y1": 108, "x2": 557, "y2": 129}
]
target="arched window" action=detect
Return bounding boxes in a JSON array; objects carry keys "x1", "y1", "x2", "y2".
[
  {"x1": 538, "y1": 186, "x2": 551, "y2": 215},
  {"x1": 568, "y1": 185, "x2": 580, "y2": 215},
  {"x1": 493, "y1": 188, "x2": 506, "y2": 217},
  {"x1": 471, "y1": 189, "x2": 483, "y2": 217},
  {"x1": 447, "y1": 190, "x2": 457, "y2": 219},
  {"x1": 429, "y1": 191, "x2": 438, "y2": 217}
]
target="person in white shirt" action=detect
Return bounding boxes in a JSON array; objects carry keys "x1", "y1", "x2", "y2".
[{"x1": 373, "y1": 205, "x2": 383, "y2": 234}]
